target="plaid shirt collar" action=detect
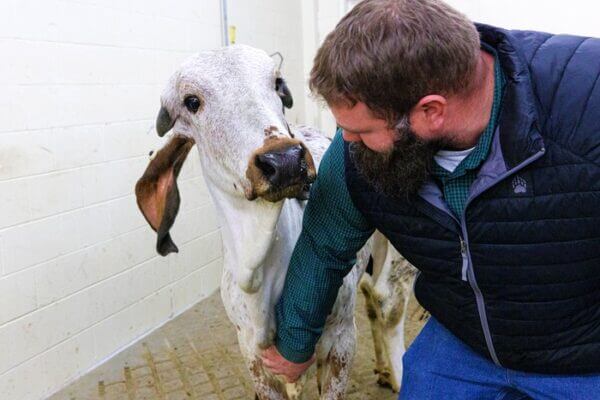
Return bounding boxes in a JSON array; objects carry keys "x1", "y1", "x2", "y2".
[{"x1": 432, "y1": 46, "x2": 506, "y2": 181}]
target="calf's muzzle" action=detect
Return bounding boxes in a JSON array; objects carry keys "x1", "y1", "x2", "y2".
[
  {"x1": 256, "y1": 144, "x2": 306, "y2": 188},
  {"x1": 246, "y1": 136, "x2": 317, "y2": 202}
]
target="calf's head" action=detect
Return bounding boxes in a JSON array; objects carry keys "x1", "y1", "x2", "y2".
[{"x1": 135, "y1": 45, "x2": 316, "y2": 257}]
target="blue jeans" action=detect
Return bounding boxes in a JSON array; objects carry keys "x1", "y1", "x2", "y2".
[{"x1": 399, "y1": 317, "x2": 600, "y2": 400}]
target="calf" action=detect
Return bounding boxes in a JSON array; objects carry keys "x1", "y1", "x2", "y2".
[{"x1": 135, "y1": 45, "x2": 366, "y2": 399}]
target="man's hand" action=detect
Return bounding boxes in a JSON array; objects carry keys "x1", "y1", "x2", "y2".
[{"x1": 261, "y1": 345, "x2": 315, "y2": 383}]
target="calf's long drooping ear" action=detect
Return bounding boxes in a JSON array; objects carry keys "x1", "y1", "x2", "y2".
[
  {"x1": 135, "y1": 135, "x2": 195, "y2": 256},
  {"x1": 275, "y1": 77, "x2": 293, "y2": 109}
]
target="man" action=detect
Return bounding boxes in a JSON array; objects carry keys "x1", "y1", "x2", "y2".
[{"x1": 262, "y1": 0, "x2": 600, "y2": 398}]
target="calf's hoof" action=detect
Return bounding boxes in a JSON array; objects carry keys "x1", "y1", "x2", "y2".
[{"x1": 375, "y1": 370, "x2": 400, "y2": 392}]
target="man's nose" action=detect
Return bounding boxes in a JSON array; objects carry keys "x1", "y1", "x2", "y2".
[{"x1": 342, "y1": 131, "x2": 362, "y2": 142}]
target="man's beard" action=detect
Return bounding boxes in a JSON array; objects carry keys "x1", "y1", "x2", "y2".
[{"x1": 349, "y1": 117, "x2": 444, "y2": 200}]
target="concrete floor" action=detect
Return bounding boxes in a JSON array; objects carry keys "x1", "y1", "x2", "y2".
[{"x1": 50, "y1": 290, "x2": 424, "y2": 400}]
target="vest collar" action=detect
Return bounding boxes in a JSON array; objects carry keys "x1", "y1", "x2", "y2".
[{"x1": 476, "y1": 23, "x2": 545, "y2": 169}]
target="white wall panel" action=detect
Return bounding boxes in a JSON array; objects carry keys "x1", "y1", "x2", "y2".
[
  {"x1": 446, "y1": 0, "x2": 600, "y2": 38},
  {"x1": 0, "y1": 1, "x2": 225, "y2": 399},
  {"x1": 0, "y1": 0, "x2": 311, "y2": 397},
  {"x1": 227, "y1": 0, "x2": 307, "y2": 126}
]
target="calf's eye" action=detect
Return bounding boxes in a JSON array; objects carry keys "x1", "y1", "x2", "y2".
[{"x1": 184, "y1": 95, "x2": 201, "y2": 113}]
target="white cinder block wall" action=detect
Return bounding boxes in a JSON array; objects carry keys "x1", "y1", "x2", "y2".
[
  {"x1": 228, "y1": 0, "x2": 306, "y2": 126},
  {"x1": 300, "y1": 0, "x2": 348, "y2": 137},
  {"x1": 0, "y1": 1, "x2": 307, "y2": 399},
  {"x1": 446, "y1": 0, "x2": 600, "y2": 37}
]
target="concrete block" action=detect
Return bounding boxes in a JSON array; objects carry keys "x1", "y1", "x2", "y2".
[
  {"x1": 28, "y1": 170, "x2": 84, "y2": 220},
  {"x1": 170, "y1": 264, "x2": 208, "y2": 314},
  {"x1": 52, "y1": 124, "x2": 104, "y2": 170},
  {"x1": 0, "y1": 327, "x2": 97, "y2": 400},
  {"x1": 106, "y1": 194, "x2": 146, "y2": 237},
  {"x1": 35, "y1": 231, "x2": 152, "y2": 308},
  {"x1": 0, "y1": 269, "x2": 37, "y2": 325},
  {"x1": 89, "y1": 256, "x2": 174, "y2": 326},
  {"x1": 1, "y1": 215, "x2": 64, "y2": 274},
  {"x1": 200, "y1": 257, "x2": 223, "y2": 295},
  {"x1": 93, "y1": 285, "x2": 173, "y2": 361},
  {"x1": 0, "y1": 289, "x2": 95, "y2": 375},
  {"x1": 0, "y1": 1, "x2": 17, "y2": 38},
  {"x1": 113, "y1": 227, "x2": 157, "y2": 270},
  {"x1": 37, "y1": 329, "x2": 97, "y2": 399},
  {"x1": 186, "y1": 22, "x2": 222, "y2": 51},
  {"x1": 0, "y1": 86, "x2": 28, "y2": 134},
  {"x1": 0, "y1": 130, "x2": 55, "y2": 181},
  {"x1": 10, "y1": 0, "x2": 61, "y2": 42},
  {"x1": 169, "y1": 203, "x2": 219, "y2": 247},
  {"x1": 35, "y1": 239, "x2": 110, "y2": 308},
  {"x1": 57, "y1": 206, "x2": 104, "y2": 256},
  {"x1": 81, "y1": 157, "x2": 144, "y2": 206},
  {"x1": 0, "y1": 40, "x2": 50, "y2": 85},
  {"x1": 168, "y1": 230, "x2": 222, "y2": 282},
  {"x1": 0, "y1": 179, "x2": 32, "y2": 229},
  {"x1": 102, "y1": 120, "x2": 158, "y2": 162},
  {"x1": 177, "y1": 177, "x2": 211, "y2": 214}
]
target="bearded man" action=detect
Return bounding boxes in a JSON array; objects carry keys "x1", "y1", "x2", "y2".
[{"x1": 262, "y1": 0, "x2": 600, "y2": 398}]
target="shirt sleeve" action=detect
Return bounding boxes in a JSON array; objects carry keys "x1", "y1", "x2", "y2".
[{"x1": 274, "y1": 130, "x2": 374, "y2": 363}]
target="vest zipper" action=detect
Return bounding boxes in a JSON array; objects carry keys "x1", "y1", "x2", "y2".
[
  {"x1": 459, "y1": 237, "x2": 468, "y2": 282},
  {"x1": 459, "y1": 147, "x2": 546, "y2": 368}
]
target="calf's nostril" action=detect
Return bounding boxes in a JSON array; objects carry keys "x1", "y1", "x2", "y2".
[
  {"x1": 256, "y1": 154, "x2": 278, "y2": 178},
  {"x1": 255, "y1": 145, "x2": 307, "y2": 188}
]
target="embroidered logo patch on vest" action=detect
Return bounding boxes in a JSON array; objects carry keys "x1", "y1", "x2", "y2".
[{"x1": 512, "y1": 175, "x2": 527, "y2": 194}]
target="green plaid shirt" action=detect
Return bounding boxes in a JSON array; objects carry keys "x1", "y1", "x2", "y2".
[
  {"x1": 431, "y1": 51, "x2": 506, "y2": 217},
  {"x1": 275, "y1": 132, "x2": 374, "y2": 362},
  {"x1": 275, "y1": 50, "x2": 506, "y2": 363}
]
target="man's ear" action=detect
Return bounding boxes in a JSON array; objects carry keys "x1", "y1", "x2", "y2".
[
  {"x1": 275, "y1": 77, "x2": 293, "y2": 109},
  {"x1": 411, "y1": 95, "x2": 447, "y2": 137},
  {"x1": 135, "y1": 135, "x2": 195, "y2": 256}
]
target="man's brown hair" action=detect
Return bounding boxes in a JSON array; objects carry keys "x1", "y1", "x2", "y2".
[{"x1": 310, "y1": 0, "x2": 480, "y2": 123}]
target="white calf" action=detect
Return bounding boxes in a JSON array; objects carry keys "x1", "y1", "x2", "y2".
[{"x1": 135, "y1": 45, "x2": 366, "y2": 399}]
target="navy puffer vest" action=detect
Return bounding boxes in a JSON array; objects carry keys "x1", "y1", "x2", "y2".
[{"x1": 345, "y1": 24, "x2": 600, "y2": 374}]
